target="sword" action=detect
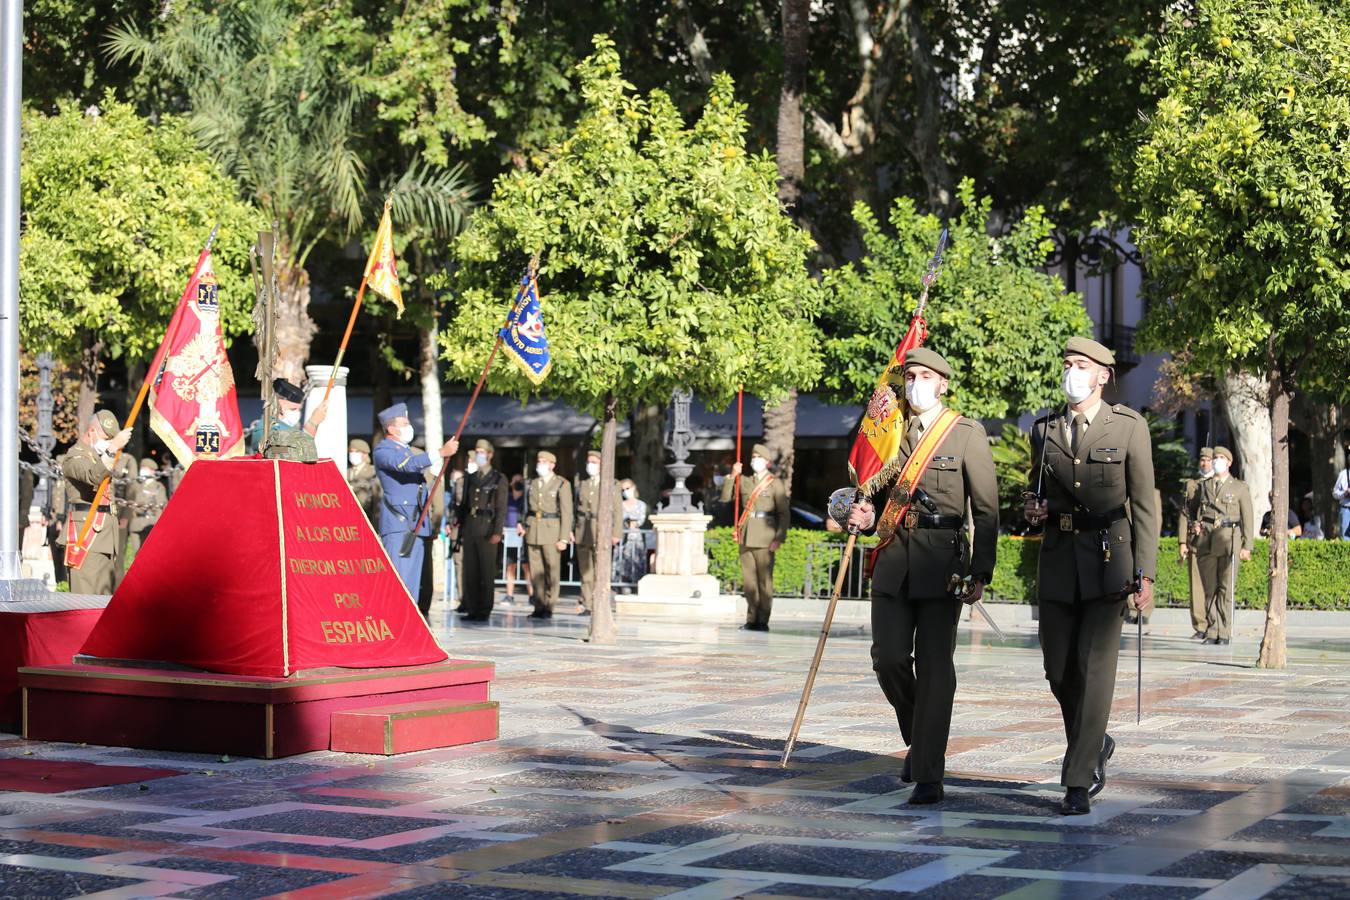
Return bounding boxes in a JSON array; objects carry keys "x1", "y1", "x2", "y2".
[
  {"x1": 971, "y1": 598, "x2": 1006, "y2": 641},
  {"x1": 1133, "y1": 567, "x2": 1144, "y2": 725}
]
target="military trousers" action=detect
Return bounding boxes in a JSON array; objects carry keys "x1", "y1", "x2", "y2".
[
  {"x1": 576, "y1": 542, "x2": 599, "y2": 610},
  {"x1": 1197, "y1": 530, "x2": 1238, "y2": 641},
  {"x1": 739, "y1": 547, "x2": 775, "y2": 626},
  {"x1": 1188, "y1": 554, "x2": 1207, "y2": 634},
  {"x1": 68, "y1": 551, "x2": 116, "y2": 596},
  {"x1": 461, "y1": 538, "x2": 498, "y2": 617},
  {"x1": 527, "y1": 543, "x2": 563, "y2": 613},
  {"x1": 1038, "y1": 592, "x2": 1126, "y2": 789},
  {"x1": 383, "y1": 533, "x2": 424, "y2": 605},
  {"x1": 126, "y1": 527, "x2": 153, "y2": 560},
  {"x1": 870, "y1": 590, "x2": 962, "y2": 784}
]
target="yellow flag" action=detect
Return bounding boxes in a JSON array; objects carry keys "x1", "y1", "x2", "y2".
[{"x1": 363, "y1": 203, "x2": 403, "y2": 316}]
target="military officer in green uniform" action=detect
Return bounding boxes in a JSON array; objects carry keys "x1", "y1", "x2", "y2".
[
  {"x1": 573, "y1": 449, "x2": 622, "y2": 615},
  {"x1": 57, "y1": 411, "x2": 132, "y2": 595},
  {"x1": 1183, "y1": 446, "x2": 1253, "y2": 645},
  {"x1": 126, "y1": 458, "x2": 167, "y2": 558},
  {"x1": 1178, "y1": 447, "x2": 1216, "y2": 639},
  {"x1": 1024, "y1": 337, "x2": 1158, "y2": 815},
  {"x1": 846, "y1": 347, "x2": 999, "y2": 805},
  {"x1": 347, "y1": 438, "x2": 381, "y2": 526},
  {"x1": 518, "y1": 450, "x2": 573, "y2": 619},
  {"x1": 722, "y1": 443, "x2": 789, "y2": 630},
  {"x1": 458, "y1": 440, "x2": 508, "y2": 621}
]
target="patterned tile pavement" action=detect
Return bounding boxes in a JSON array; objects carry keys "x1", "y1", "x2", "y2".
[{"x1": 0, "y1": 599, "x2": 1348, "y2": 898}]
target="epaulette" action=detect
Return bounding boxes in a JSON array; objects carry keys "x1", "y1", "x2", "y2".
[{"x1": 1111, "y1": 404, "x2": 1142, "y2": 420}]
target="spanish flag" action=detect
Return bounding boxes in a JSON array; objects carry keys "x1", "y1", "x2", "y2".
[{"x1": 364, "y1": 202, "x2": 403, "y2": 316}]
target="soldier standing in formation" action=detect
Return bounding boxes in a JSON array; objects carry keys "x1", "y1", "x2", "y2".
[
  {"x1": 371, "y1": 403, "x2": 458, "y2": 599},
  {"x1": 722, "y1": 443, "x2": 789, "y2": 631},
  {"x1": 457, "y1": 440, "x2": 508, "y2": 622},
  {"x1": 1178, "y1": 447, "x2": 1215, "y2": 639},
  {"x1": 519, "y1": 450, "x2": 572, "y2": 619},
  {"x1": 57, "y1": 411, "x2": 132, "y2": 595},
  {"x1": 1182, "y1": 446, "x2": 1253, "y2": 646},
  {"x1": 126, "y1": 458, "x2": 166, "y2": 558},
  {"x1": 573, "y1": 449, "x2": 622, "y2": 616},
  {"x1": 846, "y1": 348, "x2": 999, "y2": 805},
  {"x1": 1024, "y1": 337, "x2": 1157, "y2": 816},
  {"x1": 346, "y1": 438, "x2": 381, "y2": 526}
]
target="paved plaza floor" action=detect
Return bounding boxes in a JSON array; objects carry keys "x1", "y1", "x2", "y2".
[{"x1": 0, "y1": 600, "x2": 1348, "y2": 898}]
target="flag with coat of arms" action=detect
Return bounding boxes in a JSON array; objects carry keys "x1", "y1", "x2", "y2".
[{"x1": 499, "y1": 266, "x2": 552, "y2": 385}]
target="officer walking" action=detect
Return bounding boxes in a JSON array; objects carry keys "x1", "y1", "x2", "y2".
[
  {"x1": 573, "y1": 449, "x2": 622, "y2": 616},
  {"x1": 518, "y1": 450, "x2": 572, "y2": 619},
  {"x1": 57, "y1": 411, "x2": 132, "y2": 595},
  {"x1": 1178, "y1": 447, "x2": 1215, "y2": 639},
  {"x1": 457, "y1": 440, "x2": 508, "y2": 621},
  {"x1": 1024, "y1": 337, "x2": 1157, "y2": 815},
  {"x1": 722, "y1": 444, "x2": 789, "y2": 630},
  {"x1": 846, "y1": 348, "x2": 999, "y2": 805},
  {"x1": 346, "y1": 439, "x2": 381, "y2": 526},
  {"x1": 371, "y1": 403, "x2": 458, "y2": 599},
  {"x1": 1183, "y1": 446, "x2": 1253, "y2": 645},
  {"x1": 126, "y1": 458, "x2": 166, "y2": 558}
]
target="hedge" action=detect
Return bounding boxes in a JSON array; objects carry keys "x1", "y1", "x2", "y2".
[{"x1": 705, "y1": 528, "x2": 1350, "y2": 610}]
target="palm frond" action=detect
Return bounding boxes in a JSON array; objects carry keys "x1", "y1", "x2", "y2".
[{"x1": 387, "y1": 159, "x2": 477, "y2": 241}]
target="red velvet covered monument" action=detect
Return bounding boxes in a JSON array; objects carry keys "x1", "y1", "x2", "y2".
[{"x1": 20, "y1": 458, "x2": 498, "y2": 757}]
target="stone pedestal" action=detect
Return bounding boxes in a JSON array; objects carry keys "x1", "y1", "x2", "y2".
[
  {"x1": 625, "y1": 512, "x2": 727, "y2": 617},
  {"x1": 303, "y1": 365, "x2": 350, "y2": 475}
]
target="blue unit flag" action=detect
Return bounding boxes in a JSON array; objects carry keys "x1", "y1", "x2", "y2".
[{"x1": 499, "y1": 270, "x2": 552, "y2": 385}]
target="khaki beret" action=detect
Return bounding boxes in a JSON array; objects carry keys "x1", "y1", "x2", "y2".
[
  {"x1": 586, "y1": 448, "x2": 601, "y2": 461},
  {"x1": 1214, "y1": 446, "x2": 1233, "y2": 463},
  {"x1": 537, "y1": 450, "x2": 557, "y2": 465},
  {"x1": 1199, "y1": 446, "x2": 1213, "y2": 458},
  {"x1": 903, "y1": 347, "x2": 953, "y2": 379},
  {"x1": 475, "y1": 439, "x2": 494, "y2": 453},
  {"x1": 751, "y1": 443, "x2": 772, "y2": 460},
  {"x1": 1064, "y1": 336, "x2": 1115, "y2": 366},
  {"x1": 94, "y1": 410, "x2": 120, "y2": 439},
  {"x1": 140, "y1": 458, "x2": 159, "y2": 471},
  {"x1": 349, "y1": 438, "x2": 371, "y2": 454}
]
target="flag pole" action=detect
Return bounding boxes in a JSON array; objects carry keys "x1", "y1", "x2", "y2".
[
  {"x1": 73, "y1": 224, "x2": 219, "y2": 550},
  {"x1": 321, "y1": 198, "x2": 390, "y2": 407},
  {"x1": 733, "y1": 385, "x2": 743, "y2": 540}
]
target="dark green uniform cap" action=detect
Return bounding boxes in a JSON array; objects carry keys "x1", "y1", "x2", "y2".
[
  {"x1": 94, "y1": 410, "x2": 120, "y2": 438},
  {"x1": 1214, "y1": 446, "x2": 1233, "y2": 463},
  {"x1": 751, "y1": 443, "x2": 773, "y2": 460},
  {"x1": 902, "y1": 347, "x2": 953, "y2": 378},
  {"x1": 1064, "y1": 336, "x2": 1115, "y2": 366}
]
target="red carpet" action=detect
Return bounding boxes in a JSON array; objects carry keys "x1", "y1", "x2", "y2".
[{"x1": 0, "y1": 758, "x2": 181, "y2": 793}]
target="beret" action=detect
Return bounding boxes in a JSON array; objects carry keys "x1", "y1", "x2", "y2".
[{"x1": 902, "y1": 346, "x2": 953, "y2": 378}]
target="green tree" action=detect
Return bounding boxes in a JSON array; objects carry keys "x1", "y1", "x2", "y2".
[
  {"x1": 1133, "y1": 0, "x2": 1350, "y2": 668},
  {"x1": 441, "y1": 36, "x2": 822, "y2": 644},
  {"x1": 19, "y1": 98, "x2": 261, "y2": 420},
  {"x1": 818, "y1": 180, "x2": 1090, "y2": 419}
]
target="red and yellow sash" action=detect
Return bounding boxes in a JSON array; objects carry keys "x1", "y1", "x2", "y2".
[
  {"x1": 734, "y1": 474, "x2": 777, "y2": 544},
  {"x1": 64, "y1": 509, "x2": 107, "y2": 571},
  {"x1": 867, "y1": 408, "x2": 962, "y2": 575}
]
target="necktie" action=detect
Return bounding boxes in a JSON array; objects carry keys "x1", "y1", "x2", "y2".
[
  {"x1": 903, "y1": 417, "x2": 923, "y2": 455},
  {"x1": 1070, "y1": 414, "x2": 1085, "y2": 456}
]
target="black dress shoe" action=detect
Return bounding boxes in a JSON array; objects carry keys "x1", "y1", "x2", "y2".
[
  {"x1": 908, "y1": 782, "x2": 943, "y2": 805},
  {"x1": 1216, "y1": 637, "x2": 1230, "y2": 645},
  {"x1": 528, "y1": 610, "x2": 546, "y2": 619},
  {"x1": 900, "y1": 755, "x2": 912, "y2": 784},
  {"x1": 465, "y1": 613, "x2": 489, "y2": 622},
  {"x1": 1062, "y1": 786, "x2": 1090, "y2": 815},
  {"x1": 1192, "y1": 631, "x2": 1206, "y2": 640},
  {"x1": 1090, "y1": 734, "x2": 1115, "y2": 798}
]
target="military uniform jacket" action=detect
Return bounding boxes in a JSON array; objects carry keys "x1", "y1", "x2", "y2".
[
  {"x1": 1183, "y1": 475, "x2": 1254, "y2": 556},
  {"x1": 372, "y1": 439, "x2": 434, "y2": 538},
  {"x1": 459, "y1": 467, "x2": 508, "y2": 541},
  {"x1": 1030, "y1": 403, "x2": 1159, "y2": 601},
  {"x1": 347, "y1": 462, "x2": 382, "y2": 523},
  {"x1": 1178, "y1": 477, "x2": 1205, "y2": 544},
  {"x1": 523, "y1": 474, "x2": 573, "y2": 546},
  {"x1": 57, "y1": 443, "x2": 118, "y2": 554},
  {"x1": 720, "y1": 472, "x2": 789, "y2": 549},
  {"x1": 128, "y1": 478, "x2": 167, "y2": 532},
  {"x1": 573, "y1": 477, "x2": 622, "y2": 546},
  {"x1": 864, "y1": 411, "x2": 999, "y2": 598}
]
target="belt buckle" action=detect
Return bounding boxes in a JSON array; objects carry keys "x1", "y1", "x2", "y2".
[
  {"x1": 904, "y1": 510, "x2": 918, "y2": 531},
  {"x1": 1059, "y1": 514, "x2": 1074, "y2": 532}
]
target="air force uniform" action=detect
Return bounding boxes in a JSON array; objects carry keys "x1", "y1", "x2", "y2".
[{"x1": 372, "y1": 404, "x2": 434, "y2": 597}]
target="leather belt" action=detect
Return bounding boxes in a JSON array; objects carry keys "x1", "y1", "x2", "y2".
[
  {"x1": 534, "y1": 512, "x2": 560, "y2": 519},
  {"x1": 1058, "y1": 506, "x2": 1128, "y2": 532},
  {"x1": 907, "y1": 513, "x2": 964, "y2": 530},
  {"x1": 751, "y1": 511, "x2": 776, "y2": 519},
  {"x1": 69, "y1": 502, "x2": 110, "y2": 513}
]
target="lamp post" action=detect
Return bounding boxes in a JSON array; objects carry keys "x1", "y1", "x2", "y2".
[{"x1": 662, "y1": 389, "x2": 696, "y2": 513}]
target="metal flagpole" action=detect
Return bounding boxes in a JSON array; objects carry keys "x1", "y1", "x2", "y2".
[{"x1": 0, "y1": 0, "x2": 22, "y2": 583}]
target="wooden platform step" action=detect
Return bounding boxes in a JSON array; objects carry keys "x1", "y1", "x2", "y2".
[{"x1": 330, "y1": 698, "x2": 499, "y2": 755}]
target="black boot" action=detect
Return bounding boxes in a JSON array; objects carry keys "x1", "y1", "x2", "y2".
[
  {"x1": 900, "y1": 754, "x2": 912, "y2": 784},
  {"x1": 1061, "y1": 786, "x2": 1091, "y2": 815},
  {"x1": 908, "y1": 782, "x2": 943, "y2": 805},
  {"x1": 1090, "y1": 733, "x2": 1115, "y2": 798}
]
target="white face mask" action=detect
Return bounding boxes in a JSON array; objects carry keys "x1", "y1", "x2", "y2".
[
  {"x1": 622, "y1": 488, "x2": 634, "y2": 499},
  {"x1": 474, "y1": 452, "x2": 488, "y2": 468},
  {"x1": 139, "y1": 468, "x2": 153, "y2": 480},
  {"x1": 713, "y1": 474, "x2": 725, "y2": 488},
  {"x1": 466, "y1": 461, "x2": 479, "y2": 475},
  {"x1": 536, "y1": 463, "x2": 553, "y2": 479},
  {"x1": 397, "y1": 424, "x2": 414, "y2": 444},
  {"x1": 1213, "y1": 458, "x2": 1230, "y2": 476},
  {"x1": 280, "y1": 408, "x2": 302, "y2": 427},
  {"x1": 905, "y1": 378, "x2": 940, "y2": 413},
  {"x1": 586, "y1": 462, "x2": 600, "y2": 478},
  {"x1": 750, "y1": 457, "x2": 768, "y2": 475},
  {"x1": 1062, "y1": 367, "x2": 1097, "y2": 404},
  {"x1": 93, "y1": 439, "x2": 110, "y2": 455},
  {"x1": 349, "y1": 452, "x2": 363, "y2": 467}
]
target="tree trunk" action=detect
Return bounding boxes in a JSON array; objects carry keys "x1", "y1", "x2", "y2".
[
  {"x1": 1257, "y1": 366, "x2": 1290, "y2": 669},
  {"x1": 1219, "y1": 371, "x2": 1272, "y2": 524},
  {"x1": 588, "y1": 393, "x2": 619, "y2": 645},
  {"x1": 901, "y1": 0, "x2": 955, "y2": 213},
  {"x1": 777, "y1": 0, "x2": 809, "y2": 215},
  {"x1": 272, "y1": 255, "x2": 316, "y2": 385},
  {"x1": 762, "y1": 389, "x2": 798, "y2": 495},
  {"x1": 631, "y1": 403, "x2": 667, "y2": 510},
  {"x1": 76, "y1": 333, "x2": 100, "y2": 427}
]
